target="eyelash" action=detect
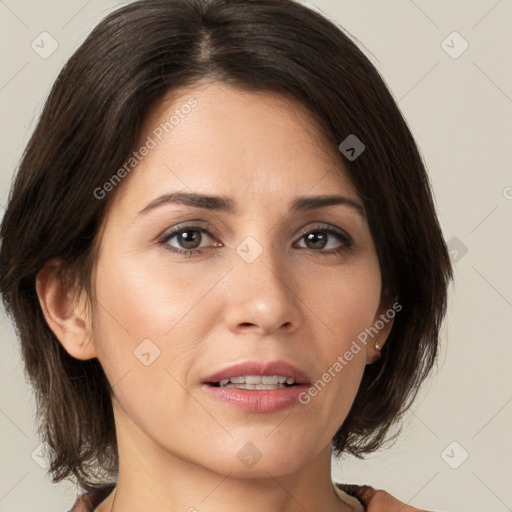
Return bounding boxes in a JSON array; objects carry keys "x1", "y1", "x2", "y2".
[{"x1": 158, "y1": 222, "x2": 354, "y2": 258}]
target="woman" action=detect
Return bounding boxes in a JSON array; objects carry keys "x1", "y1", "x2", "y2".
[{"x1": 0, "y1": 0, "x2": 452, "y2": 511}]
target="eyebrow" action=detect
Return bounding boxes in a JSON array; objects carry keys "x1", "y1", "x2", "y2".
[{"x1": 138, "y1": 192, "x2": 365, "y2": 217}]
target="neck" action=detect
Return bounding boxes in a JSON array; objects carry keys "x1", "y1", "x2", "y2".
[{"x1": 96, "y1": 402, "x2": 352, "y2": 512}]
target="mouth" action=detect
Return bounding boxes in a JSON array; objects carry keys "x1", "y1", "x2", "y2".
[
  {"x1": 207, "y1": 374, "x2": 298, "y2": 390},
  {"x1": 202, "y1": 360, "x2": 309, "y2": 386},
  {"x1": 201, "y1": 360, "x2": 311, "y2": 413},
  {"x1": 202, "y1": 359, "x2": 310, "y2": 389}
]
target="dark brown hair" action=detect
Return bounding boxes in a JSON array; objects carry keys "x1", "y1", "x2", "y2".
[{"x1": 0, "y1": 0, "x2": 453, "y2": 492}]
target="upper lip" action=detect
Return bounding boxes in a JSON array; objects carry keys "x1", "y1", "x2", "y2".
[{"x1": 202, "y1": 360, "x2": 310, "y2": 385}]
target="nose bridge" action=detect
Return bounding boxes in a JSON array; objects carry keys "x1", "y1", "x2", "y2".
[
  {"x1": 236, "y1": 233, "x2": 292, "y2": 300},
  {"x1": 224, "y1": 232, "x2": 301, "y2": 333}
]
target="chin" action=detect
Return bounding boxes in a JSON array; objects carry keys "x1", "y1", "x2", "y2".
[{"x1": 195, "y1": 435, "x2": 319, "y2": 479}]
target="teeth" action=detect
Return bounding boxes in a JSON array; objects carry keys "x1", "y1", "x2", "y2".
[
  {"x1": 216, "y1": 375, "x2": 296, "y2": 388},
  {"x1": 222, "y1": 383, "x2": 287, "y2": 390}
]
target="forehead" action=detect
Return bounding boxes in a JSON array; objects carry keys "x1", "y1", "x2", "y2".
[{"x1": 108, "y1": 81, "x2": 359, "y2": 215}]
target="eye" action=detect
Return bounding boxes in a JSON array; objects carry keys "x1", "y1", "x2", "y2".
[
  {"x1": 294, "y1": 224, "x2": 353, "y2": 255},
  {"x1": 159, "y1": 224, "x2": 221, "y2": 257}
]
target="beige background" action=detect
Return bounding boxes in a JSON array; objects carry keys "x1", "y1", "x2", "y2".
[{"x1": 0, "y1": 1, "x2": 511, "y2": 511}]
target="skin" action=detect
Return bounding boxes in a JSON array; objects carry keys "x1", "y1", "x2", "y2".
[{"x1": 36, "y1": 81, "x2": 410, "y2": 512}]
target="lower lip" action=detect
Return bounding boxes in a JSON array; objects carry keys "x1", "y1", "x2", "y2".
[{"x1": 202, "y1": 384, "x2": 310, "y2": 413}]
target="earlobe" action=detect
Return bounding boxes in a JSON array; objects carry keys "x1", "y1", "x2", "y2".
[
  {"x1": 35, "y1": 259, "x2": 98, "y2": 360},
  {"x1": 365, "y1": 303, "x2": 395, "y2": 365}
]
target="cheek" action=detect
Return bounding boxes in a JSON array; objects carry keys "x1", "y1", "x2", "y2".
[
  {"x1": 283, "y1": 257, "x2": 381, "y2": 421},
  {"x1": 91, "y1": 252, "x2": 222, "y2": 442},
  {"x1": 93, "y1": 247, "x2": 225, "y2": 341},
  {"x1": 307, "y1": 255, "x2": 382, "y2": 347},
  {"x1": 90, "y1": 245, "x2": 232, "y2": 391}
]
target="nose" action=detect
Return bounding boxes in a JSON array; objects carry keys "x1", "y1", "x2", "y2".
[{"x1": 223, "y1": 243, "x2": 302, "y2": 336}]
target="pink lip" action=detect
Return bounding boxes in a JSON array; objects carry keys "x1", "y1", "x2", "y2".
[{"x1": 201, "y1": 360, "x2": 311, "y2": 414}]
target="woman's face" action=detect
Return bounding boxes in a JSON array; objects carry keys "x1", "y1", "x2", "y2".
[{"x1": 88, "y1": 81, "x2": 390, "y2": 477}]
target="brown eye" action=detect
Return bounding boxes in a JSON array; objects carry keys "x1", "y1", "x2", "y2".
[
  {"x1": 159, "y1": 224, "x2": 220, "y2": 256},
  {"x1": 172, "y1": 229, "x2": 203, "y2": 250},
  {"x1": 303, "y1": 231, "x2": 328, "y2": 250},
  {"x1": 295, "y1": 225, "x2": 353, "y2": 255}
]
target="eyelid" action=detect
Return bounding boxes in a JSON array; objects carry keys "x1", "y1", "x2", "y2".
[
  {"x1": 295, "y1": 222, "x2": 353, "y2": 246},
  {"x1": 159, "y1": 221, "x2": 222, "y2": 241}
]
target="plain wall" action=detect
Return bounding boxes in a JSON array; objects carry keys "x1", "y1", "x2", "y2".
[{"x1": 0, "y1": 1, "x2": 510, "y2": 511}]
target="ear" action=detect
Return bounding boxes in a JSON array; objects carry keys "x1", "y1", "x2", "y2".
[
  {"x1": 35, "y1": 258, "x2": 98, "y2": 360},
  {"x1": 365, "y1": 299, "x2": 398, "y2": 365}
]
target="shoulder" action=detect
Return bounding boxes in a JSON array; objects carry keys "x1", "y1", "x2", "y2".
[
  {"x1": 68, "y1": 482, "x2": 116, "y2": 512},
  {"x1": 335, "y1": 482, "x2": 437, "y2": 512}
]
